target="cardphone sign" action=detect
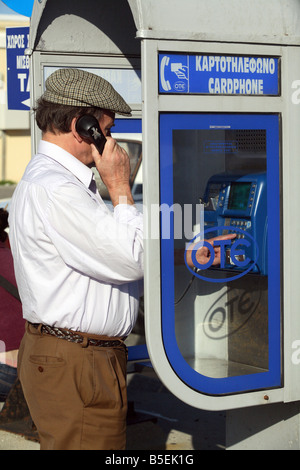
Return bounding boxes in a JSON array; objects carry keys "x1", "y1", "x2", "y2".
[
  {"x1": 159, "y1": 53, "x2": 279, "y2": 96},
  {"x1": 6, "y1": 27, "x2": 30, "y2": 110}
]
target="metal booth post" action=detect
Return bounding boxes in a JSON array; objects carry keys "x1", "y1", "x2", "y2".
[{"x1": 27, "y1": 0, "x2": 300, "y2": 450}]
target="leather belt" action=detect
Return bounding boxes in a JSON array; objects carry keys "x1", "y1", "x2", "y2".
[{"x1": 28, "y1": 322, "x2": 126, "y2": 349}]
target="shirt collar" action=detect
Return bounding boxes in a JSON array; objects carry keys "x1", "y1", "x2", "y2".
[{"x1": 38, "y1": 140, "x2": 94, "y2": 189}]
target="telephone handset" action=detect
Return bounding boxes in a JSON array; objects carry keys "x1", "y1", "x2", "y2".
[{"x1": 76, "y1": 115, "x2": 107, "y2": 155}]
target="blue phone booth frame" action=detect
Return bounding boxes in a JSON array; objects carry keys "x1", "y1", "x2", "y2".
[{"x1": 159, "y1": 113, "x2": 281, "y2": 396}]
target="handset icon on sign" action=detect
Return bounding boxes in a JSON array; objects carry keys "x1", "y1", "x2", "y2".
[{"x1": 160, "y1": 56, "x2": 171, "y2": 91}]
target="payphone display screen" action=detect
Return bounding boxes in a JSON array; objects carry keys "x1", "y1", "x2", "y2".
[
  {"x1": 159, "y1": 113, "x2": 281, "y2": 396},
  {"x1": 228, "y1": 182, "x2": 251, "y2": 211}
]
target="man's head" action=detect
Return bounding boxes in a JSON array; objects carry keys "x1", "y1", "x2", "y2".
[{"x1": 35, "y1": 68, "x2": 132, "y2": 135}]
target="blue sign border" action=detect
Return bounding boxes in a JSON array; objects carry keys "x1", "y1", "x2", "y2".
[
  {"x1": 159, "y1": 113, "x2": 281, "y2": 396},
  {"x1": 159, "y1": 53, "x2": 280, "y2": 96},
  {"x1": 6, "y1": 26, "x2": 30, "y2": 110}
]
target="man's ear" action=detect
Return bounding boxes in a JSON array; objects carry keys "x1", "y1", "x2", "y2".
[{"x1": 71, "y1": 117, "x2": 83, "y2": 143}]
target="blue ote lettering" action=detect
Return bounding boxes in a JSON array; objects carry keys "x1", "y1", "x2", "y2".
[
  {"x1": 185, "y1": 225, "x2": 260, "y2": 283},
  {"x1": 213, "y1": 239, "x2": 232, "y2": 268},
  {"x1": 231, "y1": 239, "x2": 251, "y2": 267},
  {"x1": 191, "y1": 240, "x2": 216, "y2": 270}
]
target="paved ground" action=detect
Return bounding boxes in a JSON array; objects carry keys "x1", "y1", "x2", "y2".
[
  {"x1": 126, "y1": 367, "x2": 226, "y2": 451},
  {"x1": 0, "y1": 364, "x2": 226, "y2": 451}
]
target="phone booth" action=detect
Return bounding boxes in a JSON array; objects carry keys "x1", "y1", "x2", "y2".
[
  {"x1": 27, "y1": 0, "x2": 300, "y2": 449},
  {"x1": 140, "y1": 0, "x2": 300, "y2": 450}
]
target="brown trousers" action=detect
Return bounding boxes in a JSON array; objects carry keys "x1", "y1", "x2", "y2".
[{"x1": 18, "y1": 323, "x2": 128, "y2": 450}]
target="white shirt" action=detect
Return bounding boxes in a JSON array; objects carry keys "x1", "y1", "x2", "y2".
[{"x1": 9, "y1": 141, "x2": 144, "y2": 337}]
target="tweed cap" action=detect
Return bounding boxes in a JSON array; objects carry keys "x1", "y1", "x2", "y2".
[{"x1": 43, "y1": 68, "x2": 132, "y2": 116}]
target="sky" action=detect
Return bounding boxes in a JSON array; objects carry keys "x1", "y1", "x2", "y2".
[{"x1": 0, "y1": 1, "x2": 23, "y2": 16}]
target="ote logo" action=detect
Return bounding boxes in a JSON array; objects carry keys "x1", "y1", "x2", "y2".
[{"x1": 184, "y1": 225, "x2": 259, "y2": 283}]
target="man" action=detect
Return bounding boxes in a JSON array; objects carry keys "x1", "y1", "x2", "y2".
[
  {"x1": 9, "y1": 68, "x2": 144, "y2": 450},
  {"x1": 9, "y1": 68, "x2": 233, "y2": 450}
]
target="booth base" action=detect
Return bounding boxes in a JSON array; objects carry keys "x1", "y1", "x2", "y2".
[
  {"x1": 186, "y1": 357, "x2": 267, "y2": 379},
  {"x1": 226, "y1": 401, "x2": 300, "y2": 450}
]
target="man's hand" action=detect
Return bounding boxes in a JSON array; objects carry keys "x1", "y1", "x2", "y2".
[
  {"x1": 91, "y1": 137, "x2": 134, "y2": 207},
  {"x1": 186, "y1": 233, "x2": 236, "y2": 268}
]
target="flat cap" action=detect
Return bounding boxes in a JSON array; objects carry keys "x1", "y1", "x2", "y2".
[{"x1": 43, "y1": 68, "x2": 132, "y2": 116}]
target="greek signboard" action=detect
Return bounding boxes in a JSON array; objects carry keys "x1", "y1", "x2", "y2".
[
  {"x1": 6, "y1": 27, "x2": 30, "y2": 110},
  {"x1": 159, "y1": 53, "x2": 279, "y2": 96}
]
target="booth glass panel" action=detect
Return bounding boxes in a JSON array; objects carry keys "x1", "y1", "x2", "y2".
[{"x1": 159, "y1": 113, "x2": 281, "y2": 395}]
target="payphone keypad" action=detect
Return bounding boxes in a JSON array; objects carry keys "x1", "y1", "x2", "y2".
[
  {"x1": 203, "y1": 174, "x2": 267, "y2": 274},
  {"x1": 224, "y1": 219, "x2": 252, "y2": 238}
]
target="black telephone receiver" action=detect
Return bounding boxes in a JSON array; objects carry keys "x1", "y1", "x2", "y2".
[{"x1": 76, "y1": 115, "x2": 107, "y2": 155}]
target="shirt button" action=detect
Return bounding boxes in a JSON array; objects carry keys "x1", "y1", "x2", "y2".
[{"x1": 38, "y1": 366, "x2": 44, "y2": 373}]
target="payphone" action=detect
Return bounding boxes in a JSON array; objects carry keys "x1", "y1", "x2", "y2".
[
  {"x1": 159, "y1": 112, "x2": 280, "y2": 399},
  {"x1": 202, "y1": 172, "x2": 267, "y2": 275}
]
